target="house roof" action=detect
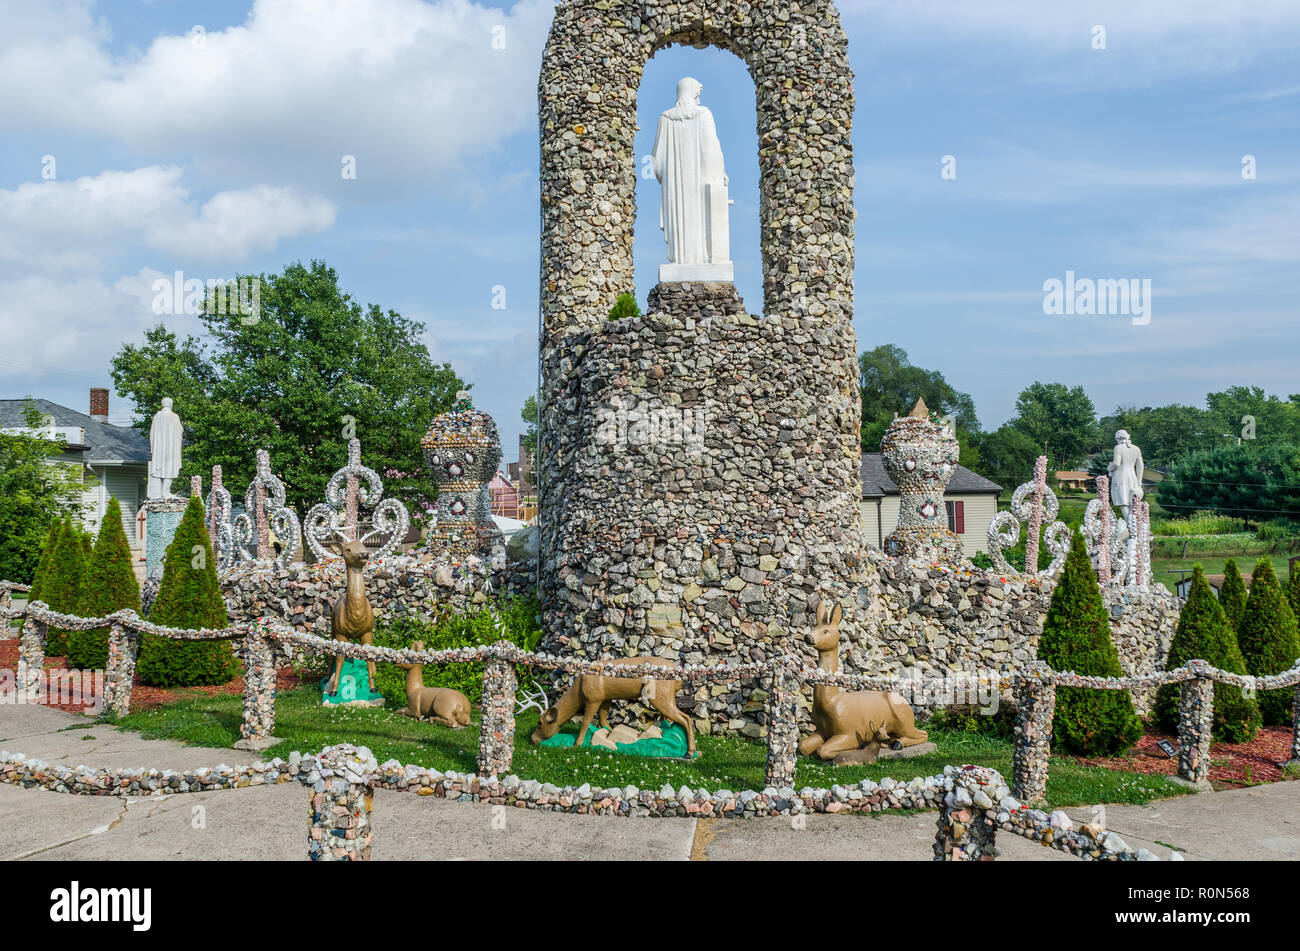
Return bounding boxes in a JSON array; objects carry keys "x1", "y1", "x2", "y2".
[
  {"x1": 0, "y1": 398, "x2": 150, "y2": 465},
  {"x1": 861, "y1": 453, "x2": 1002, "y2": 498},
  {"x1": 1055, "y1": 470, "x2": 1091, "y2": 480}
]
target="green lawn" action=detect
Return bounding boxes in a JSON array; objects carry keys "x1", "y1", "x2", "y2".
[
  {"x1": 1152, "y1": 554, "x2": 1294, "y2": 595},
  {"x1": 111, "y1": 685, "x2": 1186, "y2": 808}
]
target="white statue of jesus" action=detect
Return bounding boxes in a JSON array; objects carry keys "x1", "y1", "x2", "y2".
[
  {"x1": 148, "y1": 398, "x2": 183, "y2": 499},
  {"x1": 651, "y1": 77, "x2": 734, "y2": 283},
  {"x1": 1107, "y1": 429, "x2": 1144, "y2": 525}
]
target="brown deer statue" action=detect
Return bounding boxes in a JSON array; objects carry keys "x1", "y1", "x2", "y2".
[
  {"x1": 530, "y1": 656, "x2": 696, "y2": 757},
  {"x1": 325, "y1": 535, "x2": 377, "y2": 697},
  {"x1": 394, "y1": 641, "x2": 471, "y2": 728},
  {"x1": 799, "y1": 601, "x2": 929, "y2": 762}
]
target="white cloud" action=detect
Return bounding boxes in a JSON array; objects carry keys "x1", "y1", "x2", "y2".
[
  {"x1": 841, "y1": 0, "x2": 1300, "y2": 88},
  {"x1": 0, "y1": 0, "x2": 554, "y2": 197},
  {"x1": 0, "y1": 167, "x2": 336, "y2": 270}
]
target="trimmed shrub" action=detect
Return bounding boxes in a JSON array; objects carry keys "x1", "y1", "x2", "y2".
[
  {"x1": 1037, "y1": 531, "x2": 1142, "y2": 755},
  {"x1": 1153, "y1": 566, "x2": 1259, "y2": 742},
  {"x1": 1236, "y1": 560, "x2": 1300, "y2": 725},
  {"x1": 137, "y1": 497, "x2": 236, "y2": 687},
  {"x1": 24, "y1": 519, "x2": 61, "y2": 606},
  {"x1": 67, "y1": 499, "x2": 141, "y2": 671},
  {"x1": 371, "y1": 597, "x2": 543, "y2": 707},
  {"x1": 1219, "y1": 559, "x2": 1247, "y2": 631},
  {"x1": 43, "y1": 519, "x2": 89, "y2": 657},
  {"x1": 607, "y1": 292, "x2": 641, "y2": 321},
  {"x1": 1287, "y1": 566, "x2": 1300, "y2": 623}
]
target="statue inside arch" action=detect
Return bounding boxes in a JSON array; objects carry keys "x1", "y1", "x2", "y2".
[{"x1": 652, "y1": 77, "x2": 734, "y2": 283}]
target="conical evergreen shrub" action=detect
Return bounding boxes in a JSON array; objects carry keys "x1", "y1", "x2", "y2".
[
  {"x1": 67, "y1": 499, "x2": 141, "y2": 670},
  {"x1": 1154, "y1": 566, "x2": 1259, "y2": 742},
  {"x1": 1219, "y1": 559, "x2": 1247, "y2": 631},
  {"x1": 43, "y1": 518, "x2": 89, "y2": 657},
  {"x1": 24, "y1": 519, "x2": 61, "y2": 606},
  {"x1": 1287, "y1": 566, "x2": 1300, "y2": 624},
  {"x1": 137, "y1": 497, "x2": 235, "y2": 686},
  {"x1": 1037, "y1": 531, "x2": 1142, "y2": 755},
  {"x1": 1237, "y1": 560, "x2": 1300, "y2": 725}
]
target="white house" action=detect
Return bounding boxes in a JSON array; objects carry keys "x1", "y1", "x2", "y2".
[
  {"x1": 0, "y1": 389, "x2": 150, "y2": 561},
  {"x1": 860, "y1": 452, "x2": 1003, "y2": 557}
]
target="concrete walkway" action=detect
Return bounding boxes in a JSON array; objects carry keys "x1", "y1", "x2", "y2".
[{"x1": 2, "y1": 705, "x2": 1296, "y2": 861}]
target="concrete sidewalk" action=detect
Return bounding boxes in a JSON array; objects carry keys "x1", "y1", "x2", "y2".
[{"x1": 2, "y1": 705, "x2": 1296, "y2": 861}]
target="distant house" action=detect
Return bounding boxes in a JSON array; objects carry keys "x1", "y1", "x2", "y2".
[
  {"x1": 1055, "y1": 470, "x2": 1092, "y2": 492},
  {"x1": 860, "y1": 453, "x2": 1003, "y2": 557},
  {"x1": 488, "y1": 471, "x2": 521, "y2": 518},
  {"x1": 0, "y1": 389, "x2": 149, "y2": 559},
  {"x1": 1175, "y1": 573, "x2": 1253, "y2": 600}
]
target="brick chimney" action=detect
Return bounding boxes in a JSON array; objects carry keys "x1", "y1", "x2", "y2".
[{"x1": 89, "y1": 387, "x2": 109, "y2": 423}]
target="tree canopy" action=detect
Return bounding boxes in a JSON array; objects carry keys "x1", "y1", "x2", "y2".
[
  {"x1": 858, "y1": 344, "x2": 980, "y2": 465},
  {"x1": 111, "y1": 261, "x2": 466, "y2": 518},
  {"x1": 0, "y1": 404, "x2": 88, "y2": 584}
]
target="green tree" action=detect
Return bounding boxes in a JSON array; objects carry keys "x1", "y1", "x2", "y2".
[
  {"x1": 858, "y1": 344, "x2": 980, "y2": 463},
  {"x1": 42, "y1": 519, "x2": 89, "y2": 657},
  {"x1": 519, "y1": 393, "x2": 539, "y2": 488},
  {"x1": 1037, "y1": 532, "x2": 1142, "y2": 755},
  {"x1": 1096, "y1": 404, "x2": 1211, "y2": 470},
  {"x1": 136, "y1": 498, "x2": 236, "y2": 687},
  {"x1": 607, "y1": 292, "x2": 641, "y2": 320},
  {"x1": 1008, "y1": 382, "x2": 1098, "y2": 469},
  {"x1": 1160, "y1": 443, "x2": 1300, "y2": 525},
  {"x1": 1153, "y1": 567, "x2": 1259, "y2": 742},
  {"x1": 1236, "y1": 560, "x2": 1300, "y2": 725},
  {"x1": 1219, "y1": 559, "x2": 1248, "y2": 630},
  {"x1": 976, "y1": 424, "x2": 1040, "y2": 493},
  {"x1": 24, "y1": 519, "x2": 62, "y2": 605},
  {"x1": 1205, "y1": 386, "x2": 1300, "y2": 448},
  {"x1": 111, "y1": 261, "x2": 466, "y2": 518},
  {"x1": 0, "y1": 403, "x2": 88, "y2": 585},
  {"x1": 1288, "y1": 565, "x2": 1300, "y2": 622},
  {"x1": 66, "y1": 499, "x2": 141, "y2": 670}
]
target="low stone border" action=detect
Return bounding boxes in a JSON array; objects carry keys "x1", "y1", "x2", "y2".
[
  {"x1": 5, "y1": 597, "x2": 1299, "y2": 796},
  {"x1": 0, "y1": 745, "x2": 1173, "y2": 862}
]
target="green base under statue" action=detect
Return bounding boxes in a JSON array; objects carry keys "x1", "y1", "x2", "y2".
[
  {"x1": 539, "y1": 720, "x2": 696, "y2": 759},
  {"x1": 319, "y1": 658, "x2": 386, "y2": 707}
]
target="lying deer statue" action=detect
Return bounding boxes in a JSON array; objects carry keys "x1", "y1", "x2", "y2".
[
  {"x1": 325, "y1": 536, "x2": 377, "y2": 697},
  {"x1": 799, "y1": 601, "x2": 929, "y2": 762},
  {"x1": 395, "y1": 640, "x2": 471, "y2": 728},
  {"x1": 530, "y1": 656, "x2": 695, "y2": 757}
]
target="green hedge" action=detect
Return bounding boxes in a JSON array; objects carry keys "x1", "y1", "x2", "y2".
[
  {"x1": 137, "y1": 497, "x2": 236, "y2": 687},
  {"x1": 370, "y1": 598, "x2": 542, "y2": 707},
  {"x1": 1236, "y1": 560, "x2": 1300, "y2": 725},
  {"x1": 42, "y1": 519, "x2": 89, "y2": 657},
  {"x1": 1153, "y1": 566, "x2": 1259, "y2": 742},
  {"x1": 1037, "y1": 531, "x2": 1142, "y2": 756},
  {"x1": 67, "y1": 499, "x2": 141, "y2": 670}
]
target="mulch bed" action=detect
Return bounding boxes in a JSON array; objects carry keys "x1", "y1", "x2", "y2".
[
  {"x1": 0, "y1": 637, "x2": 305, "y2": 716},
  {"x1": 1074, "y1": 724, "x2": 1298, "y2": 789}
]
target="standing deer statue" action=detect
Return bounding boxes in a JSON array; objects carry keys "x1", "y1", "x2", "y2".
[
  {"x1": 530, "y1": 656, "x2": 696, "y2": 757},
  {"x1": 324, "y1": 536, "x2": 377, "y2": 697},
  {"x1": 799, "y1": 601, "x2": 928, "y2": 763}
]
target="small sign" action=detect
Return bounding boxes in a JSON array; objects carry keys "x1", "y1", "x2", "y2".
[{"x1": 1156, "y1": 739, "x2": 1178, "y2": 759}]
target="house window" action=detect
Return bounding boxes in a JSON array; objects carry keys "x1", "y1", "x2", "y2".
[{"x1": 945, "y1": 500, "x2": 965, "y2": 534}]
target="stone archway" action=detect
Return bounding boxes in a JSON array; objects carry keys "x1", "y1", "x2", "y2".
[
  {"x1": 536, "y1": 1, "x2": 868, "y2": 732},
  {"x1": 538, "y1": 1, "x2": 856, "y2": 341}
]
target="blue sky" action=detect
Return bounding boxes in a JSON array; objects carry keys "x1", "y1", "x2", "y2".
[{"x1": 1, "y1": 0, "x2": 1297, "y2": 465}]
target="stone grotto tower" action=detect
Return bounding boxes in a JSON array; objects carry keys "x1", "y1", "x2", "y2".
[{"x1": 537, "y1": 0, "x2": 866, "y2": 731}]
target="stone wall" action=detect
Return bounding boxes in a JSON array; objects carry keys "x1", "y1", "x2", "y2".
[
  {"x1": 536, "y1": 1, "x2": 864, "y2": 710},
  {"x1": 864, "y1": 552, "x2": 1180, "y2": 713},
  {"x1": 219, "y1": 555, "x2": 536, "y2": 635},
  {"x1": 537, "y1": 284, "x2": 869, "y2": 734}
]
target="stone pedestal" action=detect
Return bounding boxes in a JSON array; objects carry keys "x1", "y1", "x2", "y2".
[
  {"x1": 422, "y1": 394, "x2": 505, "y2": 564},
  {"x1": 142, "y1": 497, "x2": 188, "y2": 577},
  {"x1": 538, "y1": 284, "x2": 868, "y2": 732},
  {"x1": 880, "y1": 401, "x2": 964, "y2": 562}
]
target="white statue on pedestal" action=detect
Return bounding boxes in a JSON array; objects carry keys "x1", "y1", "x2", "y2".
[
  {"x1": 1108, "y1": 429, "x2": 1144, "y2": 526},
  {"x1": 148, "y1": 398, "x2": 183, "y2": 499},
  {"x1": 652, "y1": 77, "x2": 734, "y2": 283}
]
